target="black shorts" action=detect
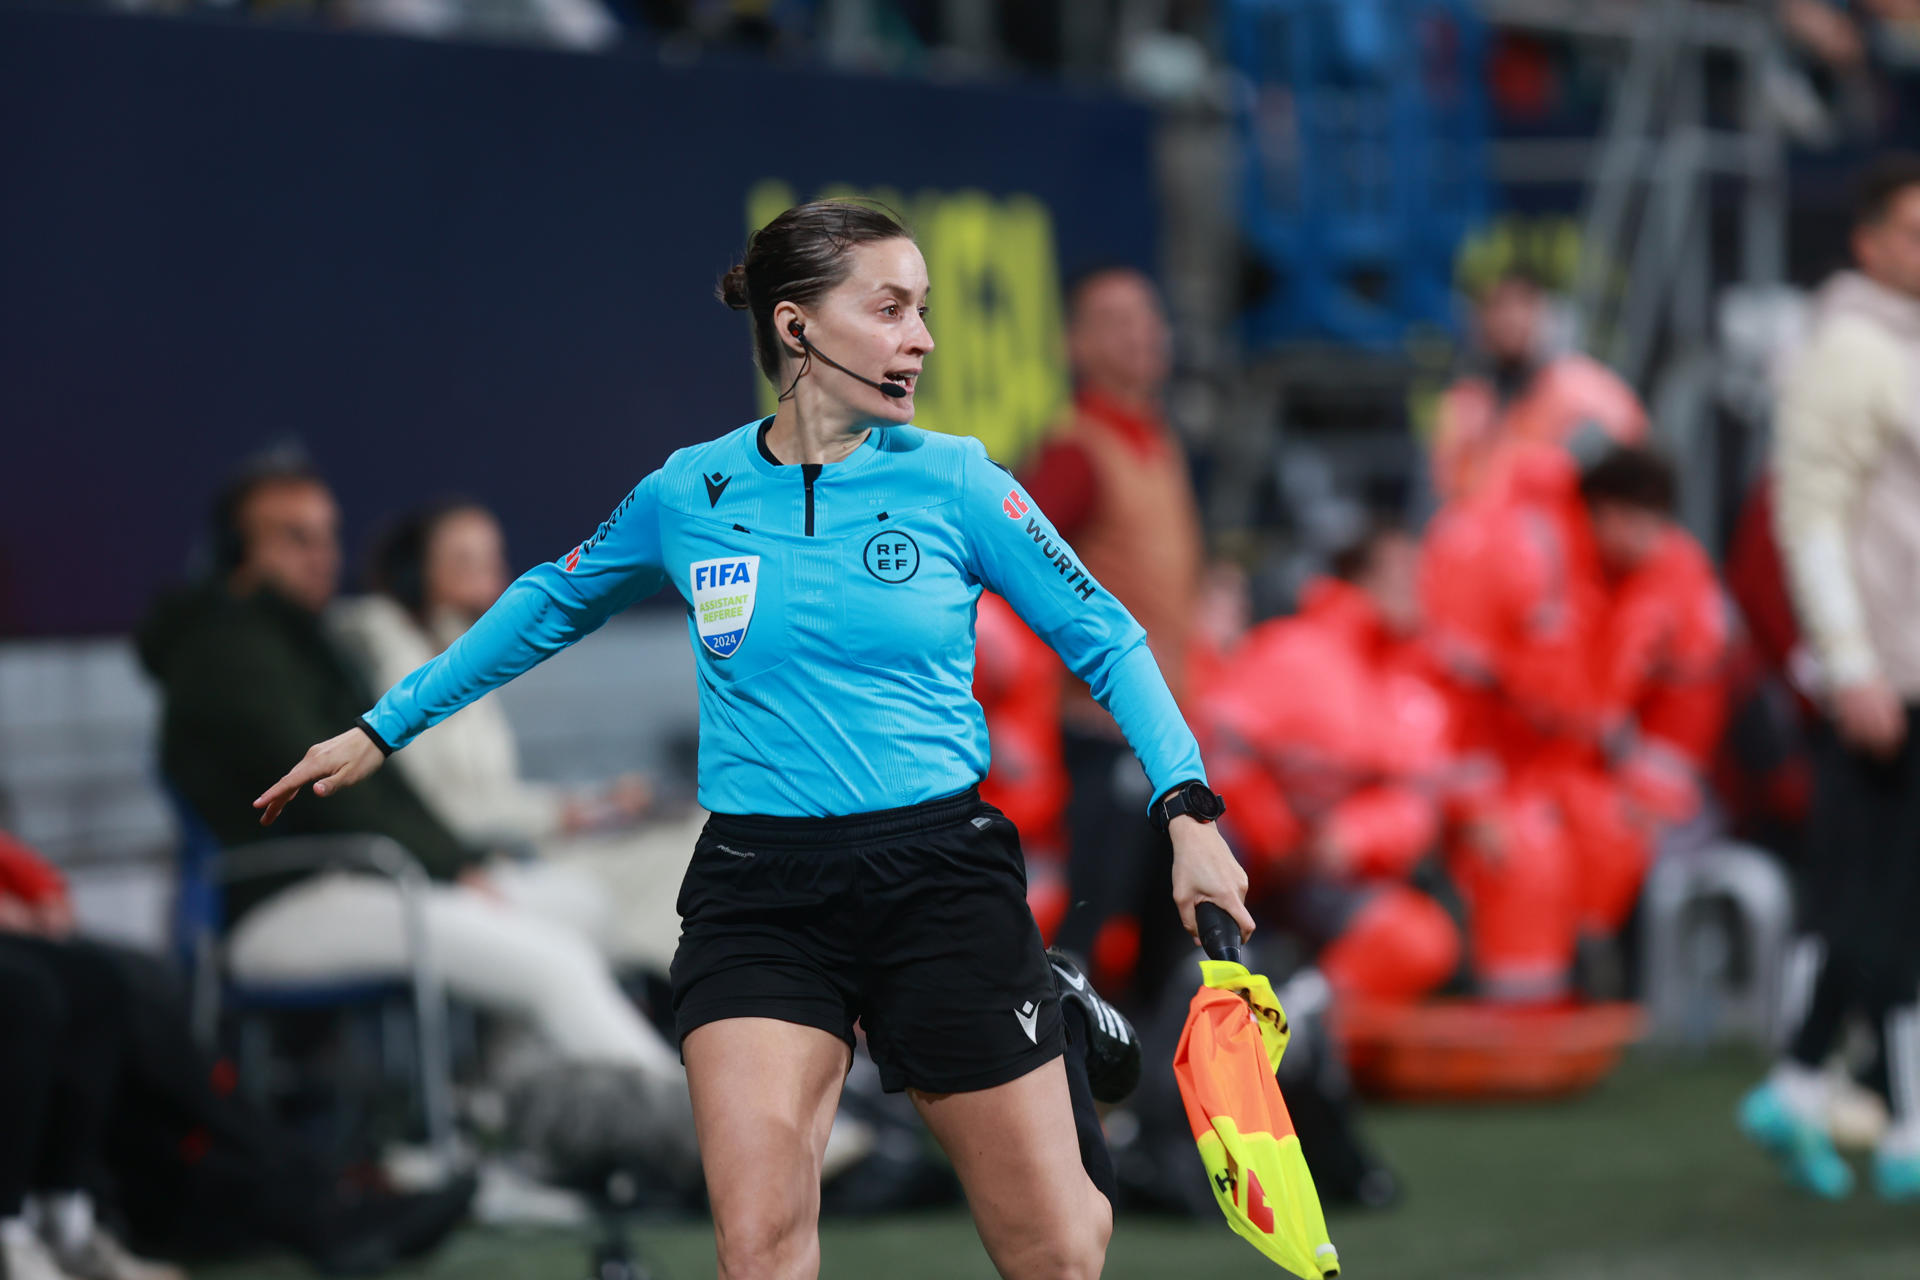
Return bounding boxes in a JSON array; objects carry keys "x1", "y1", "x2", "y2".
[{"x1": 669, "y1": 787, "x2": 1065, "y2": 1094}]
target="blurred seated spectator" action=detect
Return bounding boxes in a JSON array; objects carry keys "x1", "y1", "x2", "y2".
[
  {"x1": 1185, "y1": 558, "x2": 1254, "y2": 696},
  {"x1": 0, "y1": 830, "x2": 475, "y2": 1276},
  {"x1": 1420, "y1": 442, "x2": 1730, "y2": 998},
  {"x1": 1199, "y1": 524, "x2": 1462, "y2": 1008},
  {"x1": 329, "y1": 499, "x2": 693, "y2": 976},
  {"x1": 0, "y1": 886, "x2": 185, "y2": 1280},
  {"x1": 1583, "y1": 449, "x2": 1732, "y2": 843},
  {"x1": 971, "y1": 591, "x2": 1069, "y2": 942},
  {"x1": 1560, "y1": 449, "x2": 1732, "y2": 947},
  {"x1": 135, "y1": 459, "x2": 696, "y2": 1171},
  {"x1": 1432, "y1": 268, "x2": 1646, "y2": 505}
]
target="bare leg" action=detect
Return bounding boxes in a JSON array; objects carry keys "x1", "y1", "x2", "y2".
[
  {"x1": 913, "y1": 1056, "x2": 1112, "y2": 1280},
  {"x1": 682, "y1": 1018, "x2": 851, "y2": 1280}
]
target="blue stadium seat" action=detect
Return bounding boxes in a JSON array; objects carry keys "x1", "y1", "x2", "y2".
[{"x1": 165, "y1": 784, "x2": 456, "y2": 1157}]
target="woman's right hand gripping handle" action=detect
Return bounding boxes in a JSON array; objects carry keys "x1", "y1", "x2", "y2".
[
  {"x1": 1195, "y1": 902, "x2": 1246, "y2": 967},
  {"x1": 254, "y1": 726, "x2": 388, "y2": 825}
]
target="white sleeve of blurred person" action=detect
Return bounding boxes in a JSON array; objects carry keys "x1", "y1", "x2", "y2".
[
  {"x1": 330, "y1": 593, "x2": 571, "y2": 846},
  {"x1": 1771, "y1": 297, "x2": 1909, "y2": 751}
]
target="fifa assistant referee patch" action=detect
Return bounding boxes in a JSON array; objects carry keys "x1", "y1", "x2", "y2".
[{"x1": 691, "y1": 556, "x2": 760, "y2": 659}]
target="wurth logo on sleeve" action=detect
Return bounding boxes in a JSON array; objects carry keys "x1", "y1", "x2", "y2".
[
  {"x1": 1002, "y1": 490, "x2": 1029, "y2": 520},
  {"x1": 565, "y1": 487, "x2": 638, "y2": 572},
  {"x1": 1023, "y1": 517, "x2": 1097, "y2": 601}
]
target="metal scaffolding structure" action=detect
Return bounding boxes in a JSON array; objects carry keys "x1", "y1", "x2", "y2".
[{"x1": 1480, "y1": 0, "x2": 1789, "y2": 386}]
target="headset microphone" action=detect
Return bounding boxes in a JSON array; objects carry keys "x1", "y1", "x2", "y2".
[{"x1": 788, "y1": 321, "x2": 908, "y2": 400}]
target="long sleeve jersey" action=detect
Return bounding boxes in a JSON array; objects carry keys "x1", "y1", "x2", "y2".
[{"x1": 363, "y1": 419, "x2": 1206, "y2": 818}]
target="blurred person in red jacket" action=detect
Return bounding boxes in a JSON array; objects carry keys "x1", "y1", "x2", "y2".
[
  {"x1": 1201, "y1": 524, "x2": 1462, "y2": 1006},
  {"x1": 1433, "y1": 268, "x2": 1647, "y2": 504},
  {"x1": 973, "y1": 591, "x2": 1071, "y2": 942},
  {"x1": 1020, "y1": 265, "x2": 1206, "y2": 995}
]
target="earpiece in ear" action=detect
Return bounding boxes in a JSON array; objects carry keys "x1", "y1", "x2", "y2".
[{"x1": 788, "y1": 319, "x2": 805, "y2": 337}]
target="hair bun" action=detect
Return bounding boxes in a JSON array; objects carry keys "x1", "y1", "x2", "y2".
[{"x1": 717, "y1": 263, "x2": 752, "y2": 311}]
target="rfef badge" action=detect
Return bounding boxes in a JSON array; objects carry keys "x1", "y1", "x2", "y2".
[{"x1": 690, "y1": 555, "x2": 760, "y2": 659}]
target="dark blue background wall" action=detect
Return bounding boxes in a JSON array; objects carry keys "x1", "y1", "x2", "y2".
[{"x1": 0, "y1": 7, "x2": 1155, "y2": 635}]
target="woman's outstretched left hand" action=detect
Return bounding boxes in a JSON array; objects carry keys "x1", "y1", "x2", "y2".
[{"x1": 254, "y1": 726, "x2": 388, "y2": 826}]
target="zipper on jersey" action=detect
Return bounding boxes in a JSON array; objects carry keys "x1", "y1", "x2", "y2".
[{"x1": 802, "y1": 463, "x2": 822, "y2": 536}]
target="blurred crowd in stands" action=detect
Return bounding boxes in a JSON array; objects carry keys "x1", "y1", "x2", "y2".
[
  {"x1": 78, "y1": 0, "x2": 1215, "y2": 78},
  {"x1": 58, "y1": 0, "x2": 1920, "y2": 118}
]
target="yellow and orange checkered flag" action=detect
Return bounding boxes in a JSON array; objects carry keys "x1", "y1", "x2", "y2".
[{"x1": 1174, "y1": 905, "x2": 1340, "y2": 1279}]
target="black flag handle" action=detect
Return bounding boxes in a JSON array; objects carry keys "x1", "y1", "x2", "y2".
[{"x1": 1196, "y1": 902, "x2": 1243, "y2": 967}]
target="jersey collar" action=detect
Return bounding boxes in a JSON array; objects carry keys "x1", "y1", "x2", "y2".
[{"x1": 746, "y1": 416, "x2": 885, "y2": 480}]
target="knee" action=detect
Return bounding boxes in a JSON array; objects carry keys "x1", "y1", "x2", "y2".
[
  {"x1": 1005, "y1": 1199, "x2": 1110, "y2": 1280},
  {"x1": 1016, "y1": 1237, "x2": 1109, "y2": 1280},
  {"x1": 714, "y1": 1195, "x2": 818, "y2": 1280}
]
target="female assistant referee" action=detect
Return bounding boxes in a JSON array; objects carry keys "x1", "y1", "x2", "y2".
[{"x1": 255, "y1": 200, "x2": 1253, "y2": 1280}]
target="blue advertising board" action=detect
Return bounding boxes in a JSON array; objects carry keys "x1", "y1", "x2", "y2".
[{"x1": 0, "y1": 9, "x2": 1155, "y2": 634}]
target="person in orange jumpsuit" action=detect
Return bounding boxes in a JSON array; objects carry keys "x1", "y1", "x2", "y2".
[
  {"x1": 1199, "y1": 525, "x2": 1462, "y2": 1006},
  {"x1": 1421, "y1": 442, "x2": 1729, "y2": 998},
  {"x1": 1433, "y1": 269, "x2": 1647, "y2": 504},
  {"x1": 1419, "y1": 441, "x2": 1597, "y2": 999},
  {"x1": 1566, "y1": 447, "x2": 1732, "y2": 937}
]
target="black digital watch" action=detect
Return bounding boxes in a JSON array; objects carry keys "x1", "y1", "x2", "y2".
[{"x1": 1151, "y1": 780, "x2": 1226, "y2": 832}]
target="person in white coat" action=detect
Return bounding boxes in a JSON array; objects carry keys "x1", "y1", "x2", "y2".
[{"x1": 330, "y1": 500, "x2": 704, "y2": 977}]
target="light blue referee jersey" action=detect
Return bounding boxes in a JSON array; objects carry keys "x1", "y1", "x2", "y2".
[{"x1": 363, "y1": 418, "x2": 1207, "y2": 818}]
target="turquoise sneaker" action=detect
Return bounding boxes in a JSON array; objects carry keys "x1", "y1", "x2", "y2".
[
  {"x1": 1738, "y1": 1083, "x2": 1854, "y2": 1199},
  {"x1": 1873, "y1": 1148, "x2": 1920, "y2": 1202}
]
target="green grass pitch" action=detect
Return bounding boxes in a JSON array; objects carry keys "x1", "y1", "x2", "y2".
[{"x1": 203, "y1": 1049, "x2": 1920, "y2": 1278}]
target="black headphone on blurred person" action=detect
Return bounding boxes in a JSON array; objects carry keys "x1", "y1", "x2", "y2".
[{"x1": 206, "y1": 455, "x2": 324, "y2": 576}]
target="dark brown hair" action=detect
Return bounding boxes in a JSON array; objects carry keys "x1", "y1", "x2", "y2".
[
  {"x1": 1329, "y1": 517, "x2": 1411, "y2": 584},
  {"x1": 1579, "y1": 446, "x2": 1677, "y2": 516},
  {"x1": 717, "y1": 199, "x2": 913, "y2": 384},
  {"x1": 210, "y1": 454, "x2": 327, "y2": 573},
  {"x1": 369, "y1": 497, "x2": 489, "y2": 622},
  {"x1": 1854, "y1": 152, "x2": 1920, "y2": 229}
]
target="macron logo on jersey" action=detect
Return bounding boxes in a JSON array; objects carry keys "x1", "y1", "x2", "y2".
[
  {"x1": 691, "y1": 556, "x2": 760, "y2": 659},
  {"x1": 1002, "y1": 489, "x2": 1029, "y2": 520}
]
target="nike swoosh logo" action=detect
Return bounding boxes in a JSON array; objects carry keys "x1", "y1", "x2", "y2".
[
  {"x1": 1051, "y1": 964, "x2": 1087, "y2": 993},
  {"x1": 1014, "y1": 1001, "x2": 1039, "y2": 1044},
  {"x1": 704, "y1": 473, "x2": 731, "y2": 507}
]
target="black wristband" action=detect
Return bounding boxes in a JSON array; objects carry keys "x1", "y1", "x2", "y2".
[
  {"x1": 1152, "y1": 779, "x2": 1225, "y2": 832},
  {"x1": 354, "y1": 717, "x2": 395, "y2": 757}
]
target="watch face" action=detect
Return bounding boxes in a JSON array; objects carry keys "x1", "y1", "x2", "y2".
[{"x1": 1184, "y1": 783, "x2": 1223, "y2": 820}]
